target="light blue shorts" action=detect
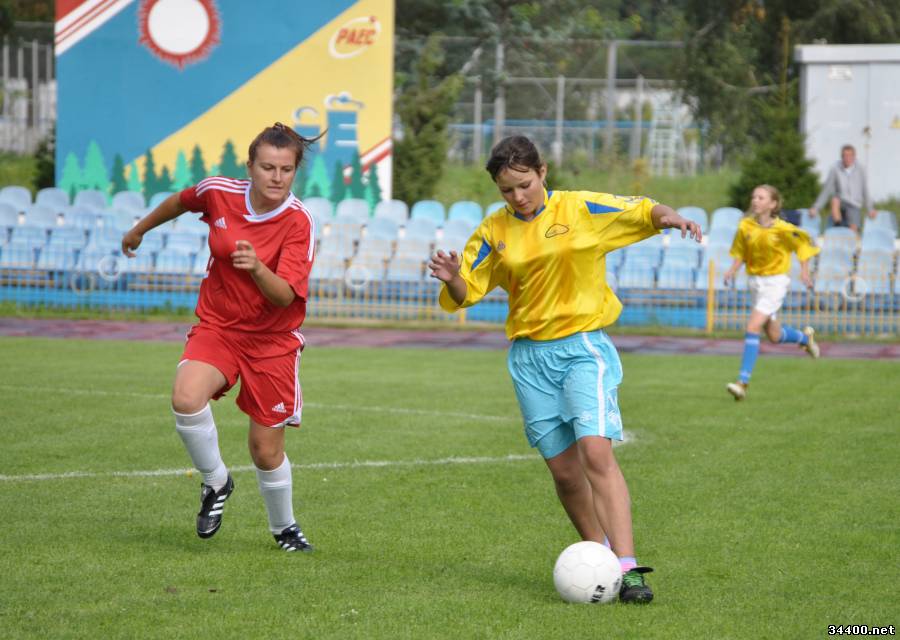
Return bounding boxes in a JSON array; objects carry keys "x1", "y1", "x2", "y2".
[{"x1": 507, "y1": 330, "x2": 624, "y2": 460}]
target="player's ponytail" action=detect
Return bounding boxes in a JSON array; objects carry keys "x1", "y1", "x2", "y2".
[{"x1": 248, "y1": 123, "x2": 325, "y2": 169}]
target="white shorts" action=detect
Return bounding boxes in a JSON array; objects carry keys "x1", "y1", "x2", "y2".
[{"x1": 748, "y1": 274, "x2": 790, "y2": 317}]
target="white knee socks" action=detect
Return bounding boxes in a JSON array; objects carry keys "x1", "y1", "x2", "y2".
[
  {"x1": 256, "y1": 454, "x2": 295, "y2": 534},
  {"x1": 174, "y1": 404, "x2": 228, "y2": 491}
]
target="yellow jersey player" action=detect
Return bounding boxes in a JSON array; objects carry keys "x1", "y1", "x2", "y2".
[
  {"x1": 429, "y1": 135, "x2": 702, "y2": 604},
  {"x1": 723, "y1": 184, "x2": 821, "y2": 401}
]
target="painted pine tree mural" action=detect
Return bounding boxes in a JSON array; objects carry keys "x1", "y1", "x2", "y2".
[
  {"x1": 219, "y1": 141, "x2": 243, "y2": 179},
  {"x1": 190, "y1": 145, "x2": 207, "y2": 184},
  {"x1": 127, "y1": 161, "x2": 142, "y2": 193},
  {"x1": 172, "y1": 150, "x2": 192, "y2": 190},
  {"x1": 348, "y1": 151, "x2": 366, "y2": 199},
  {"x1": 109, "y1": 154, "x2": 128, "y2": 195},
  {"x1": 59, "y1": 152, "x2": 83, "y2": 201},
  {"x1": 304, "y1": 154, "x2": 330, "y2": 200},
  {"x1": 82, "y1": 141, "x2": 109, "y2": 192},
  {"x1": 143, "y1": 149, "x2": 159, "y2": 201}
]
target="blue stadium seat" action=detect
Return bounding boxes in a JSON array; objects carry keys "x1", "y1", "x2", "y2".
[
  {"x1": 65, "y1": 208, "x2": 101, "y2": 229},
  {"x1": 676, "y1": 206, "x2": 708, "y2": 233},
  {"x1": 822, "y1": 227, "x2": 857, "y2": 253},
  {"x1": 796, "y1": 209, "x2": 821, "y2": 238},
  {"x1": 37, "y1": 246, "x2": 79, "y2": 270},
  {"x1": 155, "y1": 248, "x2": 193, "y2": 273},
  {"x1": 856, "y1": 251, "x2": 894, "y2": 295},
  {"x1": 355, "y1": 236, "x2": 393, "y2": 260},
  {"x1": 165, "y1": 231, "x2": 202, "y2": 253},
  {"x1": 707, "y1": 226, "x2": 736, "y2": 250},
  {"x1": 864, "y1": 210, "x2": 898, "y2": 236},
  {"x1": 606, "y1": 249, "x2": 625, "y2": 272},
  {"x1": 411, "y1": 200, "x2": 446, "y2": 225},
  {"x1": 192, "y1": 248, "x2": 211, "y2": 275},
  {"x1": 657, "y1": 264, "x2": 695, "y2": 289},
  {"x1": 394, "y1": 236, "x2": 433, "y2": 259},
  {"x1": 10, "y1": 225, "x2": 48, "y2": 247},
  {"x1": 436, "y1": 231, "x2": 469, "y2": 255},
  {"x1": 304, "y1": 197, "x2": 334, "y2": 226},
  {"x1": 148, "y1": 191, "x2": 173, "y2": 210},
  {"x1": 138, "y1": 230, "x2": 165, "y2": 252},
  {"x1": 860, "y1": 228, "x2": 895, "y2": 253},
  {"x1": 365, "y1": 216, "x2": 399, "y2": 240},
  {"x1": 318, "y1": 233, "x2": 355, "y2": 260},
  {"x1": 710, "y1": 207, "x2": 743, "y2": 231},
  {"x1": 485, "y1": 201, "x2": 507, "y2": 216},
  {"x1": 373, "y1": 199, "x2": 408, "y2": 225},
  {"x1": 73, "y1": 189, "x2": 107, "y2": 210},
  {"x1": 174, "y1": 212, "x2": 208, "y2": 235},
  {"x1": 0, "y1": 202, "x2": 19, "y2": 231},
  {"x1": 310, "y1": 254, "x2": 345, "y2": 281},
  {"x1": 0, "y1": 185, "x2": 32, "y2": 211},
  {"x1": 617, "y1": 263, "x2": 656, "y2": 289},
  {"x1": 24, "y1": 204, "x2": 59, "y2": 229},
  {"x1": 347, "y1": 255, "x2": 387, "y2": 283},
  {"x1": 87, "y1": 227, "x2": 126, "y2": 251},
  {"x1": 335, "y1": 198, "x2": 370, "y2": 223},
  {"x1": 111, "y1": 190, "x2": 146, "y2": 213},
  {"x1": 448, "y1": 201, "x2": 483, "y2": 226},
  {"x1": 386, "y1": 256, "x2": 425, "y2": 282},
  {"x1": 48, "y1": 227, "x2": 87, "y2": 249},
  {"x1": 121, "y1": 252, "x2": 155, "y2": 273},
  {"x1": 661, "y1": 245, "x2": 700, "y2": 269},
  {"x1": 36, "y1": 187, "x2": 70, "y2": 212},
  {"x1": 404, "y1": 217, "x2": 438, "y2": 241},
  {"x1": 442, "y1": 218, "x2": 477, "y2": 239},
  {"x1": 0, "y1": 242, "x2": 37, "y2": 267}
]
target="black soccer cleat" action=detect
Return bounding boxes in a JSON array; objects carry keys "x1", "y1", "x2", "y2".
[
  {"x1": 620, "y1": 566, "x2": 654, "y2": 603},
  {"x1": 274, "y1": 523, "x2": 314, "y2": 552},
  {"x1": 196, "y1": 474, "x2": 234, "y2": 539}
]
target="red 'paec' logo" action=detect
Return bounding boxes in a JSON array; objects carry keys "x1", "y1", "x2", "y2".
[{"x1": 329, "y1": 16, "x2": 380, "y2": 59}]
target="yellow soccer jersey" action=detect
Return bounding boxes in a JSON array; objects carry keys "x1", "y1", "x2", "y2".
[
  {"x1": 729, "y1": 216, "x2": 820, "y2": 276},
  {"x1": 439, "y1": 189, "x2": 658, "y2": 341}
]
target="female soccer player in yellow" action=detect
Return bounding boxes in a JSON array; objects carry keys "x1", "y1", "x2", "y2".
[
  {"x1": 723, "y1": 184, "x2": 821, "y2": 401},
  {"x1": 429, "y1": 135, "x2": 702, "y2": 604}
]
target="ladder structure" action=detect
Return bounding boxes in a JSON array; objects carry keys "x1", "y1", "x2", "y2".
[{"x1": 646, "y1": 95, "x2": 688, "y2": 177}]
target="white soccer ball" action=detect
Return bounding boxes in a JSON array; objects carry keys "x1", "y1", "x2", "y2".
[{"x1": 553, "y1": 541, "x2": 622, "y2": 604}]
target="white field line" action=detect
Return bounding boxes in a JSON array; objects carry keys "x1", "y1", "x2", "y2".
[
  {"x1": 0, "y1": 454, "x2": 537, "y2": 483},
  {"x1": 0, "y1": 384, "x2": 514, "y2": 422}
]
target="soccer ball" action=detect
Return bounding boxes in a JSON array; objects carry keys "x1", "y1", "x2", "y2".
[{"x1": 553, "y1": 541, "x2": 622, "y2": 604}]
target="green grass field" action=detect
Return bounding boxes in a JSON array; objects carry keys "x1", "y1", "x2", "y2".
[{"x1": 1, "y1": 337, "x2": 897, "y2": 639}]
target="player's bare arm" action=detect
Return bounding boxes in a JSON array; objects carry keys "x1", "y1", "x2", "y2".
[
  {"x1": 650, "y1": 204, "x2": 702, "y2": 241},
  {"x1": 122, "y1": 194, "x2": 188, "y2": 257},
  {"x1": 231, "y1": 240, "x2": 296, "y2": 307},
  {"x1": 428, "y1": 250, "x2": 467, "y2": 305}
]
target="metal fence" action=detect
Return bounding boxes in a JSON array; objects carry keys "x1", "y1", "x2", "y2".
[{"x1": 0, "y1": 37, "x2": 55, "y2": 154}]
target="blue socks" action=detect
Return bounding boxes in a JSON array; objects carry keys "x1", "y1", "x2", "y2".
[
  {"x1": 738, "y1": 332, "x2": 760, "y2": 383},
  {"x1": 778, "y1": 325, "x2": 808, "y2": 345}
]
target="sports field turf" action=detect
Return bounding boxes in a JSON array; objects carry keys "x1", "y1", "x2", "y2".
[{"x1": 1, "y1": 337, "x2": 897, "y2": 639}]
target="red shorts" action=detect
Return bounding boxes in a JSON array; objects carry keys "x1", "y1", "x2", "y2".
[{"x1": 181, "y1": 323, "x2": 305, "y2": 427}]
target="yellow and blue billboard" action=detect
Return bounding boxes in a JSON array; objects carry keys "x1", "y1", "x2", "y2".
[{"x1": 55, "y1": 0, "x2": 395, "y2": 207}]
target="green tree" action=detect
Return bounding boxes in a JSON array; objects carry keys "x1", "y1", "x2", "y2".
[
  {"x1": 109, "y1": 153, "x2": 128, "y2": 195},
  {"x1": 330, "y1": 160, "x2": 347, "y2": 205},
  {"x1": 127, "y1": 161, "x2": 142, "y2": 193},
  {"x1": 393, "y1": 34, "x2": 464, "y2": 205},
  {"x1": 172, "y1": 150, "x2": 192, "y2": 190},
  {"x1": 348, "y1": 151, "x2": 366, "y2": 199},
  {"x1": 365, "y1": 164, "x2": 383, "y2": 212},
  {"x1": 142, "y1": 149, "x2": 159, "y2": 200},
  {"x1": 292, "y1": 165, "x2": 307, "y2": 198},
  {"x1": 82, "y1": 140, "x2": 109, "y2": 192},
  {"x1": 190, "y1": 145, "x2": 207, "y2": 183},
  {"x1": 304, "y1": 154, "x2": 330, "y2": 200},
  {"x1": 157, "y1": 166, "x2": 173, "y2": 193},
  {"x1": 33, "y1": 126, "x2": 54, "y2": 191},
  {"x1": 58, "y1": 152, "x2": 82, "y2": 201},
  {"x1": 218, "y1": 140, "x2": 244, "y2": 179}
]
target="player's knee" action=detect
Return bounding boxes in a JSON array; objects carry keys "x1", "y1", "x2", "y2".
[
  {"x1": 552, "y1": 471, "x2": 584, "y2": 496},
  {"x1": 171, "y1": 387, "x2": 209, "y2": 415}
]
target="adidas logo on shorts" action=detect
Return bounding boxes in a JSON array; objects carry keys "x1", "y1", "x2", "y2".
[
  {"x1": 214, "y1": 217, "x2": 227, "y2": 229},
  {"x1": 271, "y1": 402, "x2": 287, "y2": 414}
]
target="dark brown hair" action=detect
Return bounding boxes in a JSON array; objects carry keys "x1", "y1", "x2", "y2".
[
  {"x1": 248, "y1": 122, "x2": 323, "y2": 168},
  {"x1": 485, "y1": 135, "x2": 545, "y2": 181}
]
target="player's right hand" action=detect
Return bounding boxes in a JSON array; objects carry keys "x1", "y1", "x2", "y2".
[
  {"x1": 428, "y1": 250, "x2": 461, "y2": 283},
  {"x1": 121, "y1": 229, "x2": 143, "y2": 257}
]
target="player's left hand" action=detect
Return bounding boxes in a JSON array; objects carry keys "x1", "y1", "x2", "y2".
[
  {"x1": 231, "y1": 240, "x2": 261, "y2": 274},
  {"x1": 660, "y1": 215, "x2": 702, "y2": 242}
]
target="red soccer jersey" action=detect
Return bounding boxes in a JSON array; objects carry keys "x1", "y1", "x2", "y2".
[{"x1": 179, "y1": 177, "x2": 315, "y2": 335}]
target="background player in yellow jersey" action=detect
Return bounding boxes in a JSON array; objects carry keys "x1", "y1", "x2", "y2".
[
  {"x1": 429, "y1": 135, "x2": 702, "y2": 604},
  {"x1": 723, "y1": 184, "x2": 821, "y2": 401}
]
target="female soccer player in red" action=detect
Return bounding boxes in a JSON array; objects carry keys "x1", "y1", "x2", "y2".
[
  {"x1": 429, "y1": 135, "x2": 702, "y2": 603},
  {"x1": 122, "y1": 123, "x2": 317, "y2": 551}
]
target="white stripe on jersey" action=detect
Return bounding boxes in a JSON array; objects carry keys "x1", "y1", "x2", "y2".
[
  {"x1": 198, "y1": 176, "x2": 249, "y2": 189},
  {"x1": 290, "y1": 198, "x2": 316, "y2": 261},
  {"x1": 196, "y1": 185, "x2": 246, "y2": 197}
]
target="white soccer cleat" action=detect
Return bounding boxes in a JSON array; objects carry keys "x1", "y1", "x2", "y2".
[
  {"x1": 802, "y1": 326, "x2": 820, "y2": 359},
  {"x1": 726, "y1": 381, "x2": 747, "y2": 401}
]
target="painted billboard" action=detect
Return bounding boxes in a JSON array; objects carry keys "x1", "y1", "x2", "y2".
[{"x1": 55, "y1": 0, "x2": 395, "y2": 209}]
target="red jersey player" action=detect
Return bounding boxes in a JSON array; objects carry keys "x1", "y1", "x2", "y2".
[{"x1": 122, "y1": 123, "x2": 319, "y2": 552}]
